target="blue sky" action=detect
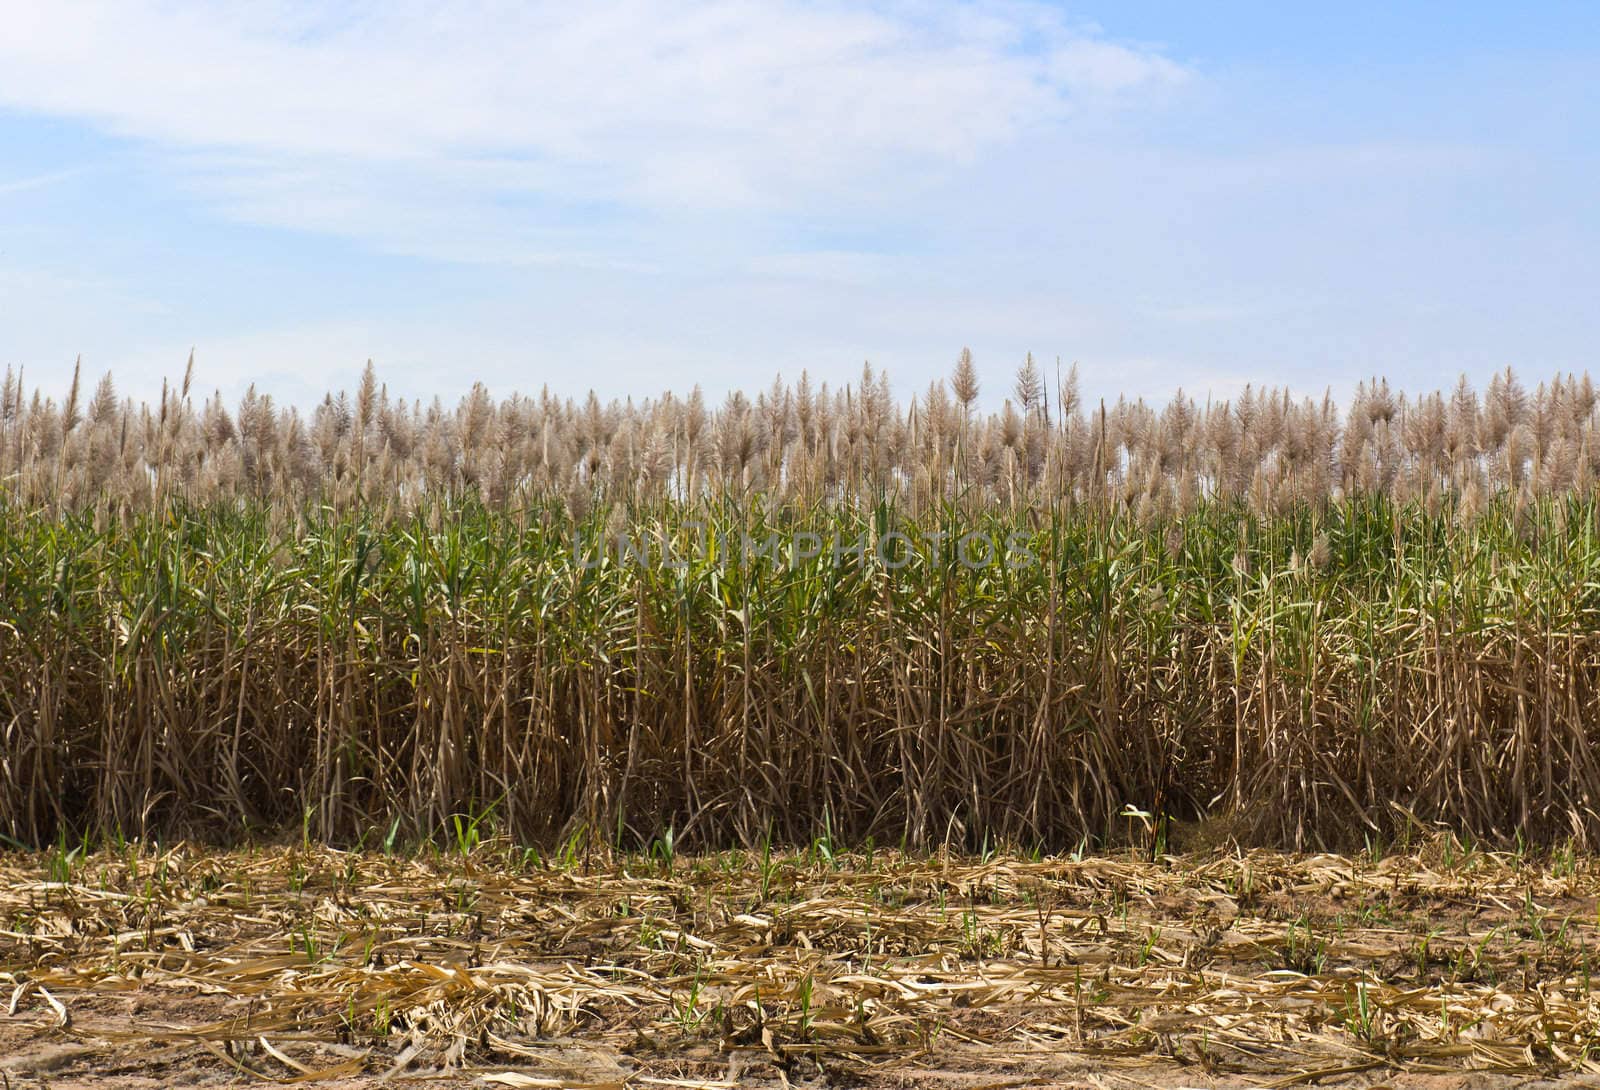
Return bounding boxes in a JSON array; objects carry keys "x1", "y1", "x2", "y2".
[{"x1": 1, "y1": 2, "x2": 1597, "y2": 409}]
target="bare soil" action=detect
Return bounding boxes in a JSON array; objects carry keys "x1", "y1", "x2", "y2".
[{"x1": 3, "y1": 843, "x2": 1598, "y2": 1088}]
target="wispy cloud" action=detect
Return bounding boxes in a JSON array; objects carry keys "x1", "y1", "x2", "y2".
[
  {"x1": 0, "y1": 167, "x2": 90, "y2": 197},
  {"x1": 0, "y1": 2, "x2": 1187, "y2": 261}
]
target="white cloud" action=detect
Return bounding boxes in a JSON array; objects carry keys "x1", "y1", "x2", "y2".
[
  {"x1": 0, "y1": 167, "x2": 92, "y2": 196},
  {"x1": 1045, "y1": 37, "x2": 1187, "y2": 96},
  {"x1": 0, "y1": 1, "x2": 1186, "y2": 258}
]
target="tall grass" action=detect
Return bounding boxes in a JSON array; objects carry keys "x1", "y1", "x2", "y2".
[
  {"x1": 7, "y1": 358, "x2": 1600, "y2": 849},
  {"x1": 3, "y1": 357, "x2": 1590, "y2": 519},
  {"x1": 4, "y1": 482, "x2": 1600, "y2": 851}
]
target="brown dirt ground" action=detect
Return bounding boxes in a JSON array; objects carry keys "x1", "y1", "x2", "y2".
[
  {"x1": 4, "y1": 843, "x2": 1599, "y2": 1088},
  {"x1": 6, "y1": 1004, "x2": 1592, "y2": 1090}
]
